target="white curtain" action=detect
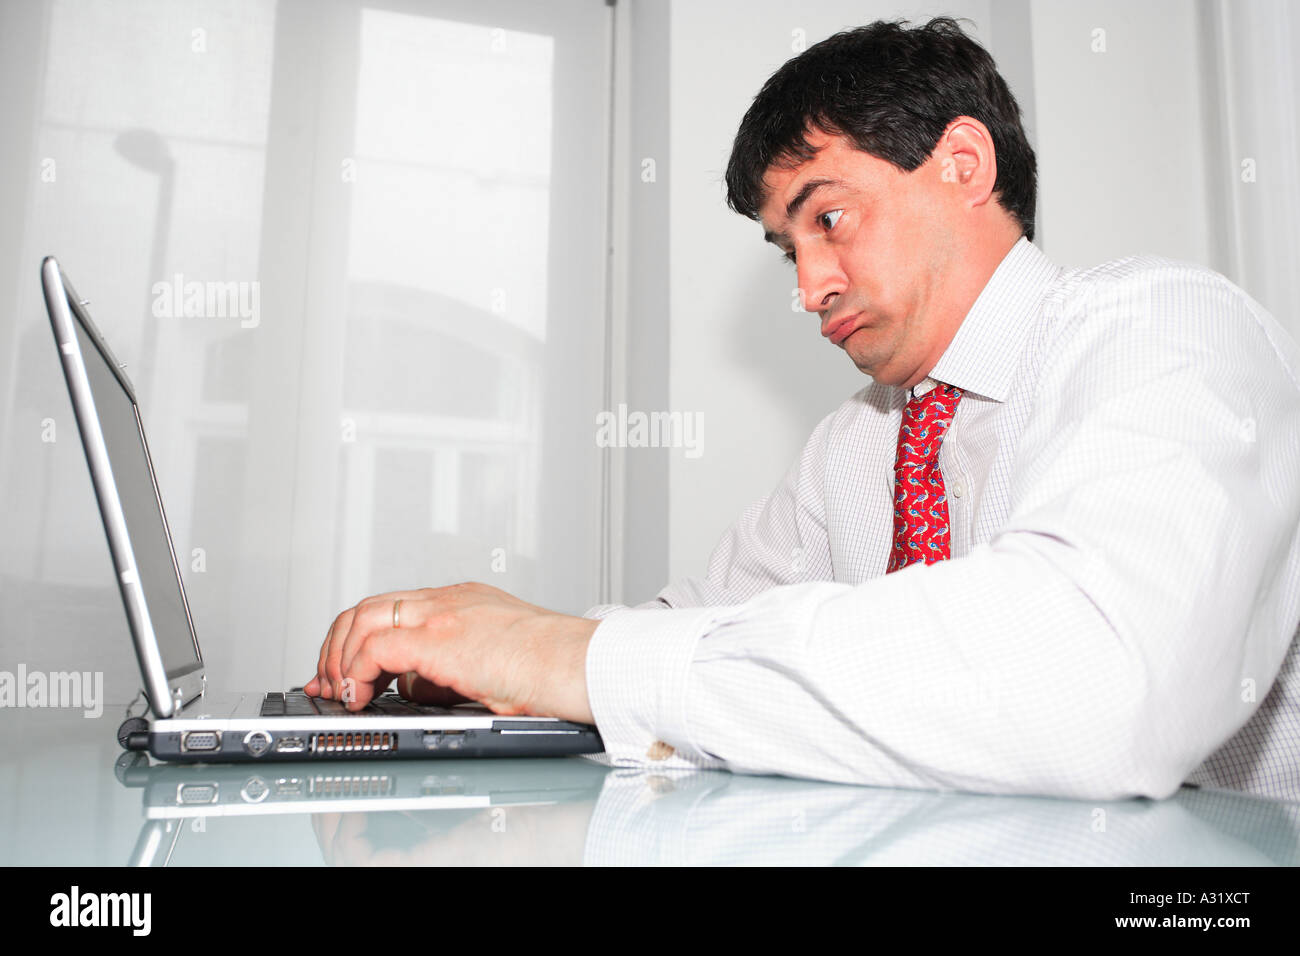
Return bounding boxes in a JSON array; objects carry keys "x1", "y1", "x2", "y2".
[
  {"x1": 1205, "y1": 0, "x2": 1300, "y2": 337},
  {"x1": 0, "y1": 0, "x2": 612, "y2": 696}
]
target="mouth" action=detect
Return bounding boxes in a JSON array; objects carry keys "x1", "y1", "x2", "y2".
[{"x1": 822, "y1": 312, "x2": 862, "y2": 347}]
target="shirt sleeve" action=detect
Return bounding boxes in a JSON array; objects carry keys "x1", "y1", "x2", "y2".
[{"x1": 586, "y1": 266, "x2": 1300, "y2": 798}]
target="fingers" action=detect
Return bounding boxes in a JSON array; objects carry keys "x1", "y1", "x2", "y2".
[
  {"x1": 330, "y1": 670, "x2": 399, "y2": 709},
  {"x1": 340, "y1": 597, "x2": 438, "y2": 679},
  {"x1": 397, "y1": 671, "x2": 474, "y2": 707},
  {"x1": 310, "y1": 605, "x2": 356, "y2": 698},
  {"x1": 337, "y1": 629, "x2": 443, "y2": 710},
  {"x1": 336, "y1": 671, "x2": 401, "y2": 710},
  {"x1": 311, "y1": 582, "x2": 503, "y2": 709},
  {"x1": 317, "y1": 589, "x2": 427, "y2": 698},
  {"x1": 334, "y1": 607, "x2": 449, "y2": 711},
  {"x1": 328, "y1": 600, "x2": 384, "y2": 691},
  {"x1": 325, "y1": 600, "x2": 381, "y2": 691}
]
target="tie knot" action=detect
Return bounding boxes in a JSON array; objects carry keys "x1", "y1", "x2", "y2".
[
  {"x1": 903, "y1": 382, "x2": 962, "y2": 429},
  {"x1": 897, "y1": 383, "x2": 962, "y2": 468}
]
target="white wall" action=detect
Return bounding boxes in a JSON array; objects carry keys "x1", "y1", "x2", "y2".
[
  {"x1": 1030, "y1": 0, "x2": 1299, "y2": 332},
  {"x1": 1205, "y1": 0, "x2": 1300, "y2": 330},
  {"x1": 1029, "y1": 0, "x2": 1216, "y2": 269}
]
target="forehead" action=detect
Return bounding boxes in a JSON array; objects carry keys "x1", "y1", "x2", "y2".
[{"x1": 757, "y1": 131, "x2": 892, "y2": 230}]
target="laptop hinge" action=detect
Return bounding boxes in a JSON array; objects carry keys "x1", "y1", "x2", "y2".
[{"x1": 171, "y1": 685, "x2": 184, "y2": 714}]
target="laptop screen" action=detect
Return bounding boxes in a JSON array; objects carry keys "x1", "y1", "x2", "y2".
[{"x1": 69, "y1": 305, "x2": 202, "y2": 680}]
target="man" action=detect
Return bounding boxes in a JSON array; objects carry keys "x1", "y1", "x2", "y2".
[{"x1": 304, "y1": 19, "x2": 1300, "y2": 801}]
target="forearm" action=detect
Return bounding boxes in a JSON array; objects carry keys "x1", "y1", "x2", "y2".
[{"x1": 588, "y1": 543, "x2": 1230, "y2": 798}]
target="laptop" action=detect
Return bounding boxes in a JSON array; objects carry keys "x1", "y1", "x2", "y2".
[{"x1": 42, "y1": 256, "x2": 604, "y2": 762}]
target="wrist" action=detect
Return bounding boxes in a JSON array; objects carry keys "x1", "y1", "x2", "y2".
[{"x1": 530, "y1": 613, "x2": 598, "y2": 724}]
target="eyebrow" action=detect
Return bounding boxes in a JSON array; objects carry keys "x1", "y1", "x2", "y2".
[{"x1": 762, "y1": 177, "x2": 846, "y2": 245}]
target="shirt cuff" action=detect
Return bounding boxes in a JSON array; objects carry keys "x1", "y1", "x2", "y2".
[
  {"x1": 583, "y1": 598, "x2": 673, "y2": 620},
  {"x1": 582, "y1": 603, "x2": 628, "y2": 620},
  {"x1": 585, "y1": 606, "x2": 729, "y2": 769}
]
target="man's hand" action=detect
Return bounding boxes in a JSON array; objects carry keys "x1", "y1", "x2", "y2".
[{"x1": 301, "y1": 582, "x2": 599, "y2": 724}]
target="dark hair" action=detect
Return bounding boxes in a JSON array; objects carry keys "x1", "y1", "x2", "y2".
[{"x1": 724, "y1": 17, "x2": 1037, "y2": 240}]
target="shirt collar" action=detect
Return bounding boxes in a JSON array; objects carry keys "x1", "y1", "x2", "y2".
[{"x1": 924, "y1": 236, "x2": 1062, "y2": 403}]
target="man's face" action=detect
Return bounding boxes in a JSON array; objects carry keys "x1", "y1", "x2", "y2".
[{"x1": 758, "y1": 129, "x2": 963, "y2": 388}]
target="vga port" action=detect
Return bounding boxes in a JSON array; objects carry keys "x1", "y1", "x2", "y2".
[
  {"x1": 181, "y1": 730, "x2": 222, "y2": 752},
  {"x1": 177, "y1": 783, "x2": 218, "y2": 804}
]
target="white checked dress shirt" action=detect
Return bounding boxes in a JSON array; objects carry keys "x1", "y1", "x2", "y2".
[{"x1": 584, "y1": 237, "x2": 1300, "y2": 802}]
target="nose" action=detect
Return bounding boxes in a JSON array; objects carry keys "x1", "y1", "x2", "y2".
[{"x1": 795, "y1": 243, "x2": 845, "y2": 318}]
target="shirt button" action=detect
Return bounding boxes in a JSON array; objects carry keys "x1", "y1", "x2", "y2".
[
  {"x1": 646, "y1": 740, "x2": 675, "y2": 761},
  {"x1": 951, "y1": 480, "x2": 966, "y2": 498}
]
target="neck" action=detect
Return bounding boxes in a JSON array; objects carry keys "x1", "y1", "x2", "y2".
[{"x1": 901, "y1": 228, "x2": 1023, "y2": 390}]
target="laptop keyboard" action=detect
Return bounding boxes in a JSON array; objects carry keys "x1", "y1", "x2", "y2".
[{"x1": 260, "y1": 691, "x2": 456, "y2": 718}]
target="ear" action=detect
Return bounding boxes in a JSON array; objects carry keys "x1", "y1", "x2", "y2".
[{"x1": 936, "y1": 116, "x2": 998, "y2": 206}]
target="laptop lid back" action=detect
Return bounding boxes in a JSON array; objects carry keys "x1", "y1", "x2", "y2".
[{"x1": 42, "y1": 256, "x2": 203, "y2": 717}]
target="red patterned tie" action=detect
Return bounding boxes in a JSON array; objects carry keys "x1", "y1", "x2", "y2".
[{"x1": 886, "y1": 383, "x2": 963, "y2": 573}]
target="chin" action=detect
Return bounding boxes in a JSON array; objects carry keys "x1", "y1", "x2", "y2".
[
  {"x1": 855, "y1": 361, "x2": 907, "y2": 386},
  {"x1": 845, "y1": 347, "x2": 887, "y2": 380},
  {"x1": 843, "y1": 335, "x2": 888, "y2": 380}
]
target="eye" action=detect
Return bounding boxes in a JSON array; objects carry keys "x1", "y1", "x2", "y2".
[{"x1": 818, "y1": 209, "x2": 843, "y2": 231}]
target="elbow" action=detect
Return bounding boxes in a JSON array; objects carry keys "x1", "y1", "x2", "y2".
[
  {"x1": 1088, "y1": 694, "x2": 1203, "y2": 801},
  {"x1": 1038, "y1": 677, "x2": 1196, "y2": 801}
]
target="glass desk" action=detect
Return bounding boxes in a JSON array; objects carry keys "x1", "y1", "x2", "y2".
[{"x1": 2, "y1": 706, "x2": 1297, "y2": 866}]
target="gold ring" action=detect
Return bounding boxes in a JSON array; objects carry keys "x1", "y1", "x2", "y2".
[{"x1": 393, "y1": 598, "x2": 403, "y2": 629}]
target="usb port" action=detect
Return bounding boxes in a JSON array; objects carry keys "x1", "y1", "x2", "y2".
[{"x1": 274, "y1": 777, "x2": 304, "y2": 796}]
